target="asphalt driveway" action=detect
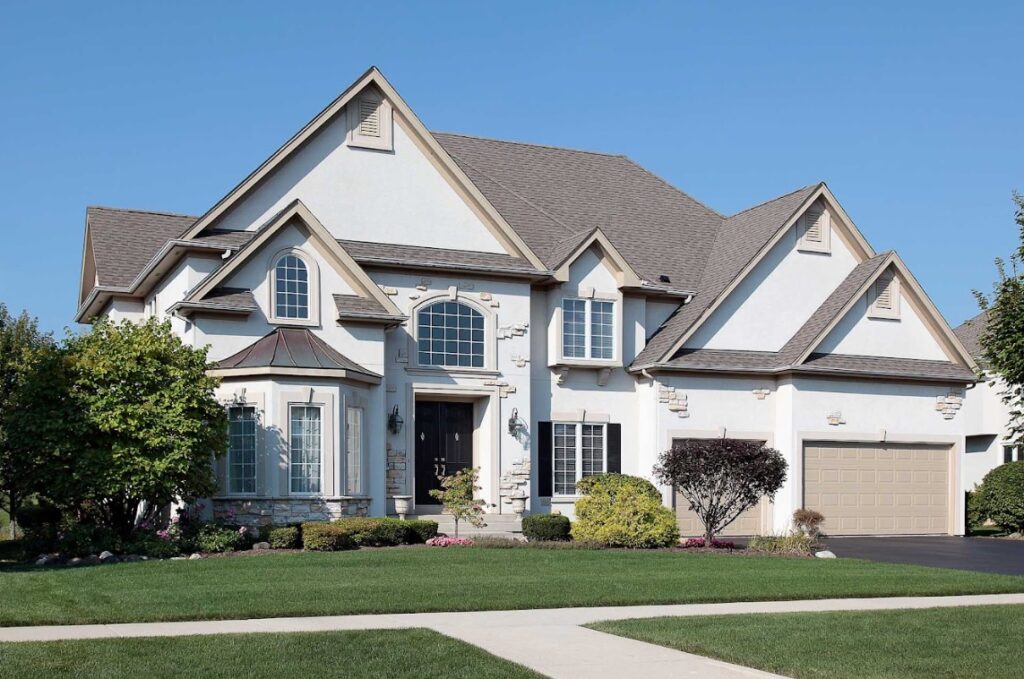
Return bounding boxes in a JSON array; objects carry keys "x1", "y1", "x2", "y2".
[{"x1": 825, "y1": 536, "x2": 1024, "y2": 576}]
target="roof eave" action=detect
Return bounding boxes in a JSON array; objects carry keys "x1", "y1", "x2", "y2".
[{"x1": 208, "y1": 366, "x2": 381, "y2": 385}]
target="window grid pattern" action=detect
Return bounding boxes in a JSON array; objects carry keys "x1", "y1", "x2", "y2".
[
  {"x1": 417, "y1": 301, "x2": 485, "y2": 368},
  {"x1": 227, "y1": 406, "x2": 257, "y2": 494},
  {"x1": 553, "y1": 423, "x2": 577, "y2": 496},
  {"x1": 581, "y1": 424, "x2": 605, "y2": 477},
  {"x1": 590, "y1": 300, "x2": 614, "y2": 359},
  {"x1": 561, "y1": 298, "x2": 615, "y2": 360},
  {"x1": 562, "y1": 299, "x2": 587, "y2": 359},
  {"x1": 346, "y1": 407, "x2": 363, "y2": 495},
  {"x1": 274, "y1": 255, "x2": 309, "y2": 319},
  {"x1": 553, "y1": 422, "x2": 607, "y2": 496},
  {"x1": 289, "y1": 405, "x2": 322, "y2": 494}
]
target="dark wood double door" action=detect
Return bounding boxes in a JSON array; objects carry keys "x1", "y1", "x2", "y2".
[{"x1": 415, "y1": 401, "x2": 474, "y2": 505}]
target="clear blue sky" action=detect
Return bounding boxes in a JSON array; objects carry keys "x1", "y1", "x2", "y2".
[{"x1": 1, "y1": 1, "x2": 1020, "y2": 335}]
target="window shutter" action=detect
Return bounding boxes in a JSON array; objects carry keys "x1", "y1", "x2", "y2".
[
  {"x1": 803, "y1": 208, "x2": 823, "y2": 242},
  {"x1": 357, "y1": 97, "x2": 381, "y2": 137},
  {"x1": 538, "y1": 421, "x2": 553, "y2": 497},
  {"x1": 606, "y1": 423, "x2": 621, "y2": 474},
  {"x1": 874, "y1": 273, "x2": 894, "y2": 310}
]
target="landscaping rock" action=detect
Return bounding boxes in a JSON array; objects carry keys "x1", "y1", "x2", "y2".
[
  {"x1": 814, "y1": 550, "x2": 837, "y2": 559},
  {"x1": 170, "y1": 556, "x2": 187, "y2": 561},
  {"x1": 189, "y1": 553, "x2": 203, "y2": 560},
  {"x1": 252, "y1": 542, "x2": 271, "y2": 551},
  {"x1": 121, "y1": 554, "x2": 144, "y2": 563},
  {"x1": 98, "y1": 551, "x2": 118, "y2": 564},
  {"x1": 67, "y1": 557, "x2": 83, "y2": 567},
  {"x1": 35, "y1": 553, "x2": 61, "y2": 567}
]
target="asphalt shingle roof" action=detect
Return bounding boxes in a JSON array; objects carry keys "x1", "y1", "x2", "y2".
[
  {"x1": 338, "y1": 239, "x2": 542, "y2": 276},
  {"x1": 217, "y1": 327, "x2": 379, "y2": 379},
  {"x1": 954, "y1": 310, "x2": 989, "y2": 364},
  {"x1": 332, "y1": 293, "x2": 406, "y2": 322},
  {"x1": 87, "y1": 207, "x2": 195, "y2": 287}
]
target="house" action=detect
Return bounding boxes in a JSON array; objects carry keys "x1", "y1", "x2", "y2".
[
  {"x1": 75, "y1": 67, "x2": 979, "y2": 536},
  {"x1": 955, "y1": 311, "x2": 1021, "y2": 490}
]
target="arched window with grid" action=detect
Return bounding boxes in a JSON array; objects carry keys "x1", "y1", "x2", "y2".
[
  {"x1": 416, "y1": 300, "x2": 485, "y2": 368},
  {"x1": 273, "y1": 254, "x2": 309, "y2": 320}
]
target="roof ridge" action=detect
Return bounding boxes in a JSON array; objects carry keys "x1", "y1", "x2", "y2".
[
  {"x1": 618, "y1": 157, "x2": 726, "y2": 219},
  {"x1": 277, "y1": 327, "x2": 298, "y2": 367},
  {"x1": 88, "y1": 205, "x2": 199, "y2": 219},
  {"x1": 727, "y1": 183, "x2": 820, "y2": 219},
  {"x1": 432, "y1": 130, "x2": 627, "y2": 159},
  {"x1": 437, "y1": 146, "x2": 577, "y2": 241}
]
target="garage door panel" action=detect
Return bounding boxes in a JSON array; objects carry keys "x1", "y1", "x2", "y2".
[{"x1": 804, "y1": 442, "x2": 949, "y2": 536}]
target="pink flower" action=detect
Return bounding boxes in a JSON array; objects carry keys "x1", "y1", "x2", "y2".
[
  {"x1": 156, "y1": 529, "x2": 172, "y2": 541},
  {"x1": 426, "y1": 536, "x2": 474, "y2": 547},
  {"x1": 238, "y1": 526, "x2": 248, "y2": 535}
]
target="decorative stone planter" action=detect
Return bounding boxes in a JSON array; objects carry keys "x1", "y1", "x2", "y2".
[
  {"x1": 510, "y1": 494, "x2": 527, "y2": 519},
  {"x1": 392, "y1": 495, "x2": 413, "y2": 520}
]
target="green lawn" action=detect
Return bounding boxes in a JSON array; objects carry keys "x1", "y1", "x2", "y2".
[
  {"x1": 2, "y1": 548, "x2": 1023, "y2": 627},
  {"x1": 0, "y1": 628, "x2": 541, "y2": 679},
  {"x1": 590, "y1": 605, "x2": 1024, "y2": 679}
]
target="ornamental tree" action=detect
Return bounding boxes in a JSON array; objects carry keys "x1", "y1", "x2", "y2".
[
  {"x1": 429, "y1": 467, "x2": 486, "y2": 537},
  {"x1": 63, "y1": 318, "x2": 228, "y2": 538},
  {"x1": 654, "y1": 438, "x2": 787, "y2": 543},
  {"x1": 974, "y1": 194, "x2": 1024, "y2": 444}
]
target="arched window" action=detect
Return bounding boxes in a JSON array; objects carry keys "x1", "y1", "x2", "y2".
[
  {"x1": 417, "y1": 300, "x2": 485, "y2": 368},
  {"x1": 274, "y1": 254, "x2": 309, "y2": 320}
]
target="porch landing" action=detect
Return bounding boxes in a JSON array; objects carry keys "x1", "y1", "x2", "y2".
[{"x1": 408, "y1": 513, "x2": 523, "y2": 539}]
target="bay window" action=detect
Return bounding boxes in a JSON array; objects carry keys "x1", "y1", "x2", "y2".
[
  {"x1": 289, "y1": 405, "x2": 322, "y2": 494},
  {"x1": 227, "y1": 405, "x2": 257, "y2": 494}
]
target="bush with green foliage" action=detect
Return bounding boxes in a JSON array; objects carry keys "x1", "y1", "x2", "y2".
[
  {"x1": 571, "y1": 474, "x2": 679, "y2": 548},
  {"x1": 974, "y1": 462, "x2": 1024, "y2": 534},
  {"x1": 123, "y1": 531, "x2": 181, "y2": 559},
  {"x1": 747, "y1": 533, "x2": 816, "y2": 556},
  {"x1": 403, "y1": 519, "x2": 439, "y2": 543},
  {"x1": 337, "y1": 517, "x2": 410, "y2": 546},
  {"x1": 58, "y1": 523, "x2": 121, "y2": 558},
  {"x1": 430, "y1": 467, "x2": 486, "y2": 537},
  {"x1": 268, "y1": 526, "x2": 301, "y2": 550},
  {"x1": 190, "y1": 523, "x2": 249, "y2": 553},
  {"x1": 302, "y1": 522, "x2": 356, "y2": 551},
  {"x1": 522, "y1": 514, "x2": 571, "y2": 542}
]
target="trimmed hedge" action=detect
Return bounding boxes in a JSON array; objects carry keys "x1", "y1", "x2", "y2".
[
  {"x1": 571, "y1": 474, "x2": 679, "y2": 548},
  {"x1": 301, "y1": 523, "x2": 356, "y2": 552},
  {"x1": 403, "y1": 519, "x2": 439, "y2": 544},
  {"x1": 522, "y1": 514, "x2": 571, "y2": 542},
  {"x1": 332, "y1": 517, "x2": 440, "y2": 546},
  {"x1": 975, "y1": 461, "x2": 1024, "y2": 533},
  {"x1": 268, "y1": 526, "x2": 301, "y2": 550}
]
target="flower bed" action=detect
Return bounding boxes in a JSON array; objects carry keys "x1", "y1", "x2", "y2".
[{"x1": 425, "y1": 536, "x2": 475, "y2": 547}]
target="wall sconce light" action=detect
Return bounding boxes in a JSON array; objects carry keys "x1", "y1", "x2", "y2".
[
  {"x1": 388, "y1": 405, "x2": 404, "y2": 434},
  {"x1": 508, "y1": 408, "x2": 522, "y2": 437}
]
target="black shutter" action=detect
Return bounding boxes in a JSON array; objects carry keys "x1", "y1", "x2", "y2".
[
  {"x1": 537, "y1": 421, "x2": 553, "y2": 497},
  {"x1": 606, "y1": 423, "x2": 621, "y2": 474}
]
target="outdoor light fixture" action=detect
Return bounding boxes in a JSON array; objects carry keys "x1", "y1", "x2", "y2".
[
  {"x1": 388, "y1": 405, "x2": 404, "y2": 434},
  {"x1": 508, "y1": 408, "x2": 522, "y2": 436}
]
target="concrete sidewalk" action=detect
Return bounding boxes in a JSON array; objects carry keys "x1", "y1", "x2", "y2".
[{"x1": 3, "y1": 593, "x2": 1024, "y2": 678}]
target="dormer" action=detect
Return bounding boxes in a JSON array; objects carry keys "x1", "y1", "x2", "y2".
[{"x1": 346, "y1": 88, "x2": 393, "y2": 152}]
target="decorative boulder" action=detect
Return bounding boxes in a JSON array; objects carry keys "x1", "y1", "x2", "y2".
[
  {"x1": 252, "y1": 542, "x2": 271, "y2": 551},
  {"x1": 814, "y1": 550, "x2": 837, "y2": 559},
  {"x1": 189, "y1": 553, "x2": 203, "y2": 560},
  {"x1": 98, "y1": 551, "x2": 118, "y2": 564}
]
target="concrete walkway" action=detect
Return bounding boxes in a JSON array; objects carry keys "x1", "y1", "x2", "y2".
[{"x1": 3, "y1": 593, "x2": 1024, "y2": 678}]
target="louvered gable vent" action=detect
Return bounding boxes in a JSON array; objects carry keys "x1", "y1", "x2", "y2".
[
  {"x1": 869, "y1": 270, "x2": 900, "y2": 319},
  {"x1": 357, "y1": 97, "x2": 381, "y2": 137},
  {"x1": 347, "y1": 90, "x2": 393, "y2": 151},
  {"x1": 797, "y1": 202, "x2": 830, "y2": 253},
  {"x1": 804, "y1": 208, "x2": 823, "y2": 242}
]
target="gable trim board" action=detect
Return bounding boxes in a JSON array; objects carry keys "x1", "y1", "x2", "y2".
[
  {"x1": 178, "y1": 67, "x2": 547, "y2": 271},
  {"x1": 184, "y1": 199, "x2": 401, "y2": 318},
  {"x1": 631, "y1": 184, "x2": 876, "y2": 371},
  {"x1": 551, "y1": 228, "x2": 645, "y2": 289}
]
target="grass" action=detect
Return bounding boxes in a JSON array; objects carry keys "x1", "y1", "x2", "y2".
[
  {"x1": 0, "y1": 628, "x2": 541, "y2": 679},
  {"x1": 2, "y1": 548, "x2": 1023, "y2": 627},
  {"x1": 590, "y1": 605, "x2": 1024, "y2": 679}
]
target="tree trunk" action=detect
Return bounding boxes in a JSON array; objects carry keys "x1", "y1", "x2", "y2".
[{"x1": 7, "y1": 490, "x2": 16, "y2": 541}]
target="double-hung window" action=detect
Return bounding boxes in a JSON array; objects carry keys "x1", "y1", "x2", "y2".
[
  {"x1": 562, "y1": 298, "x2": 614, "y2": 360},
  {"x1": 553, "y1": 422, "x2": 606, "y2": 495},
  {"x1": 227, "y1": 406, "x2": 257, "y2": 494},
  {"x1": 289, "y1": 405, "x2": 322, "y2": 494},
  {"x1": 345, "y1": 407, "x2": 363, "y2": 495}
]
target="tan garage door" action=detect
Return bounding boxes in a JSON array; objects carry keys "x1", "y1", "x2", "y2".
[
  {"x1": 675, "y1": 492, "x2": 767, "y2": 537},
  {"x1": 804, "y1": 442, "x2": 950, "y2": 535}
]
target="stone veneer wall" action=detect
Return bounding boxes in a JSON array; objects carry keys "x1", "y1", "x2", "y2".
[
  {"x1": 386, "y1": 443, "x2": 407, "y2": 495},
  {"x1": 213, "y1": 498, "x2": 371, "y2": 526}
]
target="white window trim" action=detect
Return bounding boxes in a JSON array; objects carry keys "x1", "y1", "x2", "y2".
[
  {"x1": 268, "y1": 247, "x2": 320, "y2": 327},
  {"x1": 288, "y1": 403, "x2": 325, "y2": 497},
  {"x1": 1001, "y1": 442, "x2": 1022, "y2": 464},
  {"x1": 560, "y1": 297, "x2": 617, "y2": 363},
  {"x1": 226, "y1": 404, "x2": 259, "y2": 497},
  {"x1": 552, "y1": 421, "x2": 608, "y2": 497},
  {"x1": 410, "y1": 293, "x2": 496, "y2": 373},
  {"x1": 797, "y1": 205, "x2": 831, "y2": 254},
  {"x1": 346, "y1": 91, "x2": 393, "y2": 152},
  {"x1": 345, "y1": 405, "x2": 365, "y2": 496}
]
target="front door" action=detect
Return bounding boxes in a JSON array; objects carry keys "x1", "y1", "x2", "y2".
[{"x1": 415, "y1": 401, "x2": 474, "y2": 506}]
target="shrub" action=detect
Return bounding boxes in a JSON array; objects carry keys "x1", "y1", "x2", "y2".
[
  {"x1": 192, "y1": 524, "x2": 248, "y2": 553},
  {"x1": 974, "y1": 461, "x2": 1024, "y2": 534},
  {"x1": 792, "y1": 508, "x2": 825, "y2": 538},
  {"x1": 268, "y1": 526, "x2": 301, "y2": 550},
  {"x1": 654, "y1": 438, "x2": 787, "y2": 543},
  {"x1": 681, "y1": 537, "x2": 735, "y2": 549},
  {"x1": 747, "y1": 533, "x2": 816, "y2": 556},
  {"x1": 426, "y1": 536, "x2": 474, "y2": 547},
  {"x1": 302, "y1": 522, "x2": 356, "y2": 551},
  {"x1": 124, "y1": 531, "x2": 181, "y2": 559},
  {"x1": 403, "y1": 519, "x2": 438, "y2": 543},
  {"x1": 336, "y1": 517, "x2": 409, "y2": 547},
  {"x1": 59, "y1": 523, "x2": 121, "y2": 557},
  {"x1": 571, "y1": 474, "x2": 679, "y2": 548},
  {"x1": 522, "y1": 514, "x2": 571, "y2": 542}
]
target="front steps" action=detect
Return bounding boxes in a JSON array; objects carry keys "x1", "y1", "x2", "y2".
[{"x1": 408, "y1": 512, "x2": 523, "y2": 539}]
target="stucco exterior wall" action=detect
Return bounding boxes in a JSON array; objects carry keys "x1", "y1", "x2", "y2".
[{"x1": 816, "y1": 288, "x2": 949, "y2": 360}]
